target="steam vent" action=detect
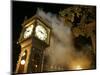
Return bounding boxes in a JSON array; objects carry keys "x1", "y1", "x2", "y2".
[{"x1": 12, "y1": 1, "x2": 96, "y2": 74}]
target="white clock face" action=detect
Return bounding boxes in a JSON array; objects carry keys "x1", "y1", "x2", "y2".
[
  {"x1": 24, "y1": 25, "x2": 34, "y2": 38},
  {"x1": 35, "y1": 25, "x2": 47, "y2": 41}
]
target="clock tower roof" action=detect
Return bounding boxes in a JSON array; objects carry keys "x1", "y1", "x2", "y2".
[{"x1": 21, "y1": 15, "x2": 52, "y2": 29}]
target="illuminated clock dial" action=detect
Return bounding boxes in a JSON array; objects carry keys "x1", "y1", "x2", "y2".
[
  {"x1": 24, "y1": 25, "x2": 33, "y2": 38},
  {"x1": 35, "y1": 25, "x2": 47, "y2": 41}
]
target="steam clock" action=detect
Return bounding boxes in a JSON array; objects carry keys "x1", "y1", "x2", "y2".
[{"x1": 16, "y1": 15, "x2": 51, "y2": 73}]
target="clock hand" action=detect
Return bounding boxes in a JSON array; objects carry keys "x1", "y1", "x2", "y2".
[
  {"x1": 39, "y1": 30, "x2": 44, "y2": 34},
  {"x1": 27, "y1": 30, "x2": 30, "y2": 32},
  {"x1": 40, "y1": 31, "x2": 44, "y2": 34}
]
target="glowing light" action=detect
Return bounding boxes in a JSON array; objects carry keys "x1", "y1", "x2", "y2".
[
  {"x1": 21, "y1": 60, "x2": 25, "y2": 65},
  {"x1": 69, "y1": 57, "x2": 91, "y2": 70},
  {"x1": 16, "y1": 42, "x2": 18, "y2": 44},
  {"x1": 50, "y1": 66, "x2": 54, "y2": 69},
  {"x1": 35, "y1": 65, "x2": 37, "y2": 68},
  {"x1": 75, "y1": 65, "x2": 82, "y2": 70},
  {"x1": 22, "y1": 52, "x2": 26, "y2": 56}
]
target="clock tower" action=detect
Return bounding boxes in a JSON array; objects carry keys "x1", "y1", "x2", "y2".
[{"x1": 16, "y1": 15, "x2": 51, "y2": 73}]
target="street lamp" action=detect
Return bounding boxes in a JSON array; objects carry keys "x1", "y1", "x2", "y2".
[{"x1": 21, "y1": 59, "x2": 25, "y2": 65}]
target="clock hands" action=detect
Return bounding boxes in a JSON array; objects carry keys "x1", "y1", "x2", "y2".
[
  {"x1": 24, "y1": 25, "x2": 33, "y2": 39},
  {"x1": 39, "y1": 30, "x2": 44, "y2": 34},
  {"x1": 27, "y1": 30, "x2": 30, "y2": 32},
  {"x1": 35, "y1": 25, "x2": 47, "y2": 41}
]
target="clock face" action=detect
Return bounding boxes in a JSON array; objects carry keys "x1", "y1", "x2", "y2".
[
  {"x1": 35, "y1": 25, "x2": 47, "y2": 41},
  {"x1": 24, "y1": 25, "x2": 34, "y2": 39}
]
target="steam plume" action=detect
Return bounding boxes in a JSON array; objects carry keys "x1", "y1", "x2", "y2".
[{"x1": 36, "y1": 8, "x2": 93, "y2": 70}]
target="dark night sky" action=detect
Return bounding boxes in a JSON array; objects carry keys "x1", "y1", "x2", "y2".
[{"x1": 12, "y1": 1, "x2": 72, "y2": 72}]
